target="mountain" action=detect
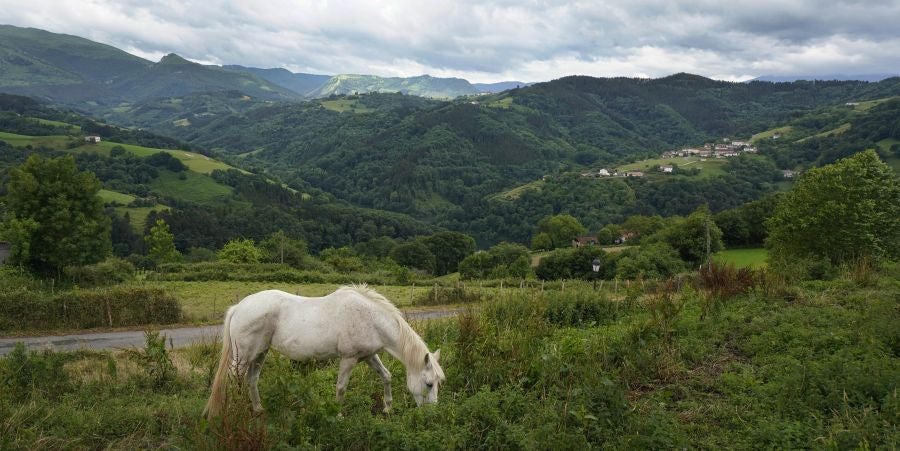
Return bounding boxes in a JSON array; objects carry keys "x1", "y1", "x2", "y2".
[
  {"x1": 0, "y1": 25, "x2": 300, "y2": 107},
  {"x1": 223, "y1": 65, "x2": 331, "y2": 96},
  {"x1": 753, "y1": 74, "x2": 898, "y2": 83},
  {"x1": 308, "y1": 74, "x2": 479, "y2": 99},
  {"x1": 473, "y1": 81, "x2": 532, "y2": 93}
]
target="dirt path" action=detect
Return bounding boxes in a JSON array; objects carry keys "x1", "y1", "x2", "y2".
[{"x1": 0, "y1": 308, "x2": 466, "y2": 356}]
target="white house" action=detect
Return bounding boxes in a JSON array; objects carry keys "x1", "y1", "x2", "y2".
[
  {"x1": 84, "y1": 135, "x2": 101, "y2": 144},
  {"x1": 659, "y1": 165, "x2": 674, "y2": 173}
]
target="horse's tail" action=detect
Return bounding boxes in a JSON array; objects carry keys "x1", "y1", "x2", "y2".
[{"x1": 204, "y1": 306, "x2": 236, "y2": 420}]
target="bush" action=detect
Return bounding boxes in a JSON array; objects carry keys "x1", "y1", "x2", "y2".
[
  {"x1": 0, "y1": 286, "x2": 181, "y2": 331},
  {"x1": 414, "y1": 285, "x2": 482, "y2": 306},
  {"x1": 64, "y1": 257, "x2": 135, "y2": 287},
  {"x1": 543, "y1": 291, "x2": 618, "y2": 327}
]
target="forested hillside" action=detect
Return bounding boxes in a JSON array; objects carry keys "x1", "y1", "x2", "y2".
[{"x1": 147, "y1": 76, "x2": 900, "y2": 244}]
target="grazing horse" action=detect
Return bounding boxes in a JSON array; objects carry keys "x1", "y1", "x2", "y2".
[{"x1": 204, "y1": 285, "x2": 445, "y2": 419}]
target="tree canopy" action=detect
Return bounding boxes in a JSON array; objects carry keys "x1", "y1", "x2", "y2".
[
  {"x1": 766, "y1": 150, "x2": 900, "y2": 265},
  {"x1": 3, "y1": 155, "x2": 110, "y2": 273}
]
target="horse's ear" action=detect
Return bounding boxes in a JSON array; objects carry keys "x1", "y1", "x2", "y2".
[
  {"x1": 433, "y1": 349, "x2": 441, "y2": 361},
  {"x1": 424, "y1": 353, "x2": 429, "y2": 364}
]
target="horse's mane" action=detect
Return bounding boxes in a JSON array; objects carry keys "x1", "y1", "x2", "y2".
[{"x1": 339, "y1": 284, "x2": 431, "y2": 372}]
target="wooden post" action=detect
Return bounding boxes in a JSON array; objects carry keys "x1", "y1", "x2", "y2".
[
  {"x1": 434, "y1": 283, "x2": 438, "y2": 304},
  {"x1": 106, "y1": 298, "x2": 113, "y2": 327},
  {"x1": 562, "y1": 280, "x2": 566, "y2": 293}
]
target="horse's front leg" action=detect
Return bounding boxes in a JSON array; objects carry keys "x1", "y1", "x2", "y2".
[
  {"x1": 335, "y1": 357, "x2": 358, "y2": 405},
  {"x1": 366, "y1": 354, "x2": 392, "y2": 413}
]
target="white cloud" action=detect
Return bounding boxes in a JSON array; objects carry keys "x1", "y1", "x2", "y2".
[{"x1": 0, "y1": 0, "x2": 897, "y2": 82}]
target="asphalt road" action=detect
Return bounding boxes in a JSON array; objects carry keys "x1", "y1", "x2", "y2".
[{"x1": 0, "y1": 308, "x2": 465, "y2": 356}]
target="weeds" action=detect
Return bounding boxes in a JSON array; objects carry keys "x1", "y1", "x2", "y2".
[{"x1": 697, "y1": 262, "x2": 756, "y2": 319}]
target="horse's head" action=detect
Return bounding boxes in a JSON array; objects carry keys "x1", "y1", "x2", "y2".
[{"x1": 408, "y1": 349, "x2": 445, "y2": 406}]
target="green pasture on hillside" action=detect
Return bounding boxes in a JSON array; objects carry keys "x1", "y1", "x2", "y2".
[
  {"x1": 713, "y1": 248, "x2": 768, "y2": 268},
  {"x1": 617, "y1": 156, "x2": 729, "y2": 178},
  {"x1": 0, "y1": 131, "x2": 71, "y2": 148},
  {"x1": 320, "y1": 99, "x2": 373, "y2": 113},
  {"x1": 489, "y1": 179, "x2": 545, "y2": 201},
  {"x1": 149, "y1": 170, "x2": 232, "y2": 204},
  {"x1": 30, "y1": 117, "x2": 81, "y2": 131},
  {"x1": 73, "y1": 141, "x2": 239, "y2": 174},
  {"x1": 751, "y1": 125, "x2": 794, "y2": 143},
  {"x1": 98, "y1": 189, "x2": 136, "y2": 205}
]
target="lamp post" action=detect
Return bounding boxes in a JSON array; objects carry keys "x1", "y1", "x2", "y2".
[{"x1": 592, "y1": 258, "x2": 601, "y2": 290}]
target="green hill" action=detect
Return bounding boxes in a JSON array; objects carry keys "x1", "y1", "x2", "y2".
[
  {"x1": 0, "y1": 26, "x2": 300, "y2": 108},
  {"x1": 223, "y1": 65, "x2": 331, "y2": 96},
  {"x1": 308, "y1": 74, "x2": 479, "y2": 99}
]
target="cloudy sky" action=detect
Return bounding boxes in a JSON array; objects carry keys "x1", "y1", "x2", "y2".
[{"x1": 1, "y1": 0, "x2": 898, "y2": 83}]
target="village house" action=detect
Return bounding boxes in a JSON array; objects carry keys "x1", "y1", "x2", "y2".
[
  {"x1": 659, "y1": 165, "x2": 674, "y2": 173},
  {"x1": 84, "y1": 135, "x2": 101, "y2": 144},
  {"x1": 782, "y1": 170, "x2": 796, "y2": 178},
  {"x1": 615, "y1": 231, "x2": 637, "y2": 245},
  {"x1": 623, "y1": 171, "x2": 644, "y2": 177},
  {"x1": 572, "y1": 235, "x2": 598, "y2": 248}
]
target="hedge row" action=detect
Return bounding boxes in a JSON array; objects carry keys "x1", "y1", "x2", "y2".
[{"x1": 0, "y1": 286, "x2": 181, "y2": 331}]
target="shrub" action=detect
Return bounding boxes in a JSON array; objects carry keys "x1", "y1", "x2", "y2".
[
  {"x1": 697, "y1": 262, "x2": 757, "y2": 319},
  {"x1": 64, "y1": 257, "x2": 135, "y2": 287},
  {"x1": 415, "y1": 285, "x2": 482, "y2": 306},
  {"x1": 0, "y1": 286, "x2": 181, "y2": 331},
  {"x1": 543, "y1": 291, "x2": 618, "y2": 327}
]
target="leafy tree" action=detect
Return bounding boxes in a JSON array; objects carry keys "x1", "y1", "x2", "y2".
[
  {"x1": 647, "y1": 206, "x2": 723, "y2": 266},
  {"x1": 620, "y1": 215, "x2": 665, "y2": 243},
  {"x1": 145, "y1": 219, "x2": 181, "y2": 264},
  {"x1": 389, "y1": 241, "x2": 435, "y2": 274},
  {"x1": 535, "y1": 246, "x2": 607, "y2": 280},
  {"x1": 217, "y1": 238, "x2": 262, "y2": 264},
  {"x1": 530, "y1": 232, "x2": 553, "y2": 251},
  {"x1": 421, "y1": 231, "x2": 476, "y2": 275},
  {"x1": 597, "y1": 224, "x2": 621, "y2": 245},
  {"x1": 613, "y1": 242, "x2": 686, "y2": 279},
  {"x1": 0, "y1": 215, "x2": 38, "y2": 267},
  {"x1": 535, "y1": 214, "x2": 587, "y2": 249},
  {"x1": 766, "y1": 150, "x2": 900, "y2": 265},
  {"x1": 459, "y1": 251, "x2": 494, "y2": 280},
  {"x1": 260, "y1": 230, "x2": 307, "y2": 267},
  {"x1": 320, "y1": 247, "x2": 363, "y2": 273},
  {"x1": 4, "y1": 155, "x2": 111, "y2": 273}
]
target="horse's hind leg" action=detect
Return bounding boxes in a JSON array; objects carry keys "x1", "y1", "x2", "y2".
[
  {"x1": 366, "y1": 354, "x2": 392, "y2": 413},
  {"x1": 335, "y1": 357, "x2": 358, "y2": 405},
  {"x1": 247, "y1": 351, "x2": 268, "y2": 413}
]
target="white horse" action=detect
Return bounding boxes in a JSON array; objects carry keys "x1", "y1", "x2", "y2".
[{"x1": 204, "y1": 285, "x2": 445, "y2": 419}]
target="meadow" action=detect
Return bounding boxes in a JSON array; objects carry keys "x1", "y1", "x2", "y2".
[
  {"x1": 712, "y1": 248, "x2": 768, "y2": 268},
  {"x1": 1, "y1": 263, "x2": 896, "y2": 449}
]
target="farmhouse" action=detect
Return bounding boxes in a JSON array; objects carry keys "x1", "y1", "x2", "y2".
[
  {"x1": 84, "y1": 135, "x2": 101, "y2": 143},
  {"x1": 623, "y1": 171, "x2": 644, "y2": 177},
  {"x1": 782, "y1": 170, "x2": 797, "y2": 178},
  {"x1": 659, "y1": 165, "x2": 674, "y2": 173},
  {"x1": 572, "y1": 235, "x2": 598, "y2": 247}
]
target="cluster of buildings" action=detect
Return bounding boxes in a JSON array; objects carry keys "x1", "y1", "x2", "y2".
[{"x1": 662, "y1": 140, "x2": 758, "y2": 159}]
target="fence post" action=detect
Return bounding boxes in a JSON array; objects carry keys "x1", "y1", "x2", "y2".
[
  {"x1": 562, "y1": 280, "x2": 566, "y2": 293},
  {"x1": 106, "y1": 298, "x2": 113, "y2": 327},
  {"x1": 434, "y1": 283, "x2": 438, "y2": 304}
]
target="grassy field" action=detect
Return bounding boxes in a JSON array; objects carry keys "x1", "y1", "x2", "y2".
[
  {"x1": 713, "y1": 247, "x2": 768, "y2": 268},
  {"x1": 489, "y1": 179, "x2": 544, "y2": 201},
  {"x1": 2, "y1": 266, "x2": 896, "y2": 449},
  {"x1": 852, "y1": 95, "x2": 898, "y2": 112},
  {"x1": 795, "y1": 123, "x2": 851, "y2": 143},
  {"x1": 149, "y1": 170, "x2": 233, "y2": 204},
  {"x1": 73, "y1": 141, "x2": 239, "y2": 174},
  {"x1": 320, "y1": 99, "x2": 373, "y2": 113},
  {"x1": 31, "y1": 117, "x2": 81, "y2": 131},
  {"x1": 751, "y1": 125, "x2": 794, "y2": 143},
  {"x1": 155, "y1": 281, "x2": 437, "y2": 322},
  {"x1": 0, "y1": 131, "x2": 72, "y2": 148},
  {"x1": 617, "y1": 156, "x2": 729, "y2": 178}
]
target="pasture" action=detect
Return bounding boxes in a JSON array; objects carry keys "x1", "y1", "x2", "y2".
[
  {"x1": 1, "y1": 265, "x2": 896, "y2": 449},
  {"x1": 713, "y1": 248, "x2": 768, "y2": 268},
  {"x1": 617, "y1": 155, "x2": 729, "y2": 178}
]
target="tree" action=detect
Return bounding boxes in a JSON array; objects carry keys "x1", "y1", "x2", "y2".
[
  {"x1": 421, "y1": 231, "x2": 476, "y2": 275},
  {"x1": 389, "y1": 241, "x2": 436, "y2": 274},
  {"x1": 535, "y1": 214, "x2": 587, "y2": 249},
  {"x1": 766, "y1": 150, "x2": 900, "y2": 264},
  {"x1": 4, "y1": 155, "x2": 111, "y2": 273},
  {"x1": 459, "y1": 251, "x2": 494, "y2": 280},
  {"x1": 218, "y1": 238, "x2": 263, "y2": 264},
  {"x1": 531, "y1": 232, "x2": 553, "y2": 251},
  {"x1": 597, "y1": 224, "x2": 621, "y2": 245},
  {"x1": 260, "y1": 230, "x2": 307, "y2": 267},
  {"x1": 0, "y1": 215, "x2": 38, "y2": 267},
  {"x1": 145, "y1": 219, "x2": 181, "y2": 264},
  {"x1": 647, "y1": 206, "x2": 723, "y2": 266}
]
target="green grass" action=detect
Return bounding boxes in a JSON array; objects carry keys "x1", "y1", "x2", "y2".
[
  {"x1": 712, "y1": 248, "x2": 768, "y2": 268},
  {"x1": 0, "y1": 131, "x2": 72, "y2": 148},
  {"x1": 486, "y1": 96, "x2": 514, "y2": 109},
  {"x1": 851, "y1": 95, "x2": 898, "y2": 112},
  {"x1": 30, "y1": 117, "x2": 80, "y2": 131},
  {"x1": 795, "y1": 123, "x2": 851, "y2": 143},
  {"x1": 320, "y1": 99, "x2": 373, "y2": 113},
  {"x1": 154, "y1": 281, "x2": 434, "y2": 322},
  {"x1": 751, "y1": 125, "x2": 794, "y2": 143},
  {"x1": 115, "y1": 205, "x2": 169, "y2": 230},
  {"x1": 98, "y1": 189, "x2": 135, "y2": 205},
  {"x1": 73, "y1": 141, "x2": 239, "y2": 174},
  {"x1": 149, "y1": 170, "x2": 232, "y2": 204},
  {"x1": 489, "y1": 179, "x2": 544, "y2": 201},
  {"x1": 618, "y1": 156, "x2": 729, "y2": 178}
]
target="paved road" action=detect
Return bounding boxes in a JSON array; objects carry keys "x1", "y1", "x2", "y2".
[{"x1": 0, "y1": 308, "x2": 465, "y2": 356}]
